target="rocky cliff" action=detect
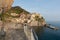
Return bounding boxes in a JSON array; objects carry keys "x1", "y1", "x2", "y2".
[
  {"x1": 0, "y1": 6, "x2": 46, "y2": 29},
  {"x1": 0, "y1": 0, "x2": 14, "y2": 12},
  {"x1": 0, "y1": 6, "x2": 46, "y2": 40}
]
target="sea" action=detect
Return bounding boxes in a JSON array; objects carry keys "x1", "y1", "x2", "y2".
[{"x1": 38, "y1": 21, "x2": 60, "y2": 40}]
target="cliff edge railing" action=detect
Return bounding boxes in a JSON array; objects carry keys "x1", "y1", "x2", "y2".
[{"x1": 24, "y1": 23, "x2": 38, "y2": 40}]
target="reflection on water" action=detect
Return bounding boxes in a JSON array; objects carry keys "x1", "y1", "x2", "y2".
[{"x1": 38, "y1": 21, "x2": 60, "y2": 40}]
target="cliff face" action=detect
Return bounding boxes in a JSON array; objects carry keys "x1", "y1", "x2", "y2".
[
  {"x1": 0, "y1": 0, "x2": 46, "y2": 30},
  {"x1": 0, "y1": 6, "x2": 46, "y2": 28},
  {"x1": 0, "y1": 6, "x2": 46, "y2": 40}
]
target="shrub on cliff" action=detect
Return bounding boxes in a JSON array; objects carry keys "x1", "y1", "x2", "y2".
[
  {"x1": 0, "y1": 6, "x2": 30, "y2": 20},
  {"x1": 7, "y1": 6, "x2": 30, "y2": 14}
]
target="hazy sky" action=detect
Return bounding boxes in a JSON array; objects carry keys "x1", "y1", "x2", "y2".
[{"x1": 12, "y1": 0, "x2": 60, "y2": 21}]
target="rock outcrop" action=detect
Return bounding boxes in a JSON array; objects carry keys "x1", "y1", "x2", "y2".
[
  {"x1": 0, "y1": 0, "x2": 14, "y2": 12},
  {"x1": 0, "y1": 0, "x2": 58, "y2": 40},
  {"x1": 0, "y1": 6, "x2": 46, "y2": 30},
  {"x1": 0, "y1": 6, "x2": 46, "y2": 40}
]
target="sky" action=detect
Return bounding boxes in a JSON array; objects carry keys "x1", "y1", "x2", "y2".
[{"x1": 12, "y1": 0, "x2": 60, "y2": 21}]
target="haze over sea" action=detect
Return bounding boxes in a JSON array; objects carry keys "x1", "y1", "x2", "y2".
[{"x1": 39, "y1": 21, "x2": 60, "y2": 40}]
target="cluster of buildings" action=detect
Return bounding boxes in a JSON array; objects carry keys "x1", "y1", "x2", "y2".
[{"x1": 8, "y1": 12, "x2": 46, "y2": 27}]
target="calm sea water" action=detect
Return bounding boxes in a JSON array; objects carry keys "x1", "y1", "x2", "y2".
[{"x1": 38, "y1": 21, "x2": 60, "y2": 40}]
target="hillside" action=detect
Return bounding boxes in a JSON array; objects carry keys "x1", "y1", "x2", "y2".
[
  {"x1": 7, "y1": 6, "x2": 30, "y2": 14},
  {"x1": 0, "y1": 6, "x2": 30, "y2": 21},
  {"x1": 0, "y1": 6, "x2": 45, "y2": 25},
  {"x1": 0, "y1": 6, "x2": 45, "y2": 27}
]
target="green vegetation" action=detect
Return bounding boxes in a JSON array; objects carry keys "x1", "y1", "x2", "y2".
[
  {"x1": 7, "y1": 6, "x2": 30, "y2": 14},
  {"x1": 34, "y1": 15, "x2": 45, "y2": 22},
  {"x1": 0, "y1": 6, "x2": 30, "y2": 21}
]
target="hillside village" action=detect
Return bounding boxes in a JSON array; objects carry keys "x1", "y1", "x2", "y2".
[
  {"x1": 0, "y1": 0, "x2": 59, "y2": 40},
  {"x1": 0, "y1": 0, "x2": 46, "y2": 27},
  {"x1": 0, "y1": 6, "x2": 46, "y2": 26},
  {"x1": 0, "y1": 5, "x2": 46, "y2": 40},
  {"x1": 0, "y1": 0, "x2": 58, "y2": 34}
]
